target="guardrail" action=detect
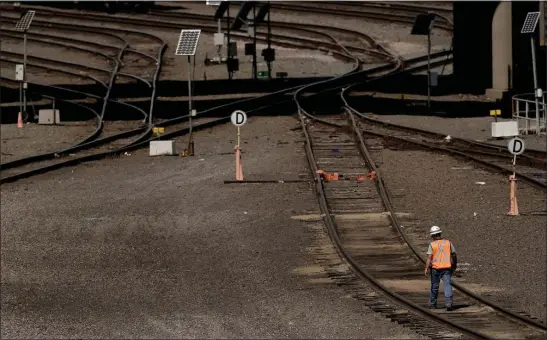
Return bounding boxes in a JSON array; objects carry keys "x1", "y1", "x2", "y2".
[{"x1": 513, "y1": 92, "x2": 546, "y2": 135}]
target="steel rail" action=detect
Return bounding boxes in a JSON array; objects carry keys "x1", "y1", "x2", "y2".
[
  {"x1": 1, "y1": 39, "x2": 151, "y2": 87},
  {"x1": 2, "y1": 7, "x2": 388, "y2": 63},
  {"x1": 292, "y1": 46, "x2": 545, "y2": 336},
  {"x1": 339, "y1": 91, "x2": 547, "y2": 190},
  {"x1": 267, "y1": 3, "x2": 453, "y2": 31},
  {"x1": 345, "y1": 109, "x2": 547, "y2": 329},
  {"x1": 1, "y1": 42, "x2": 163, "y2": 174},
  {"x1": 1, "y1": 9, "x2": 441, "y2": 182},
  {"x1": 0, "y1": 56, "x2": 108, "y2": 89},
  {"x1": 340, "y1": 85, "x2": 546, "y2": 164}
]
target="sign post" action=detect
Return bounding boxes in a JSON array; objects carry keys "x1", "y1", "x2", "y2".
[
  {"x1": 231, "y1": 110, "x2": 247, "y2": 181},
  {"x1": 507, "y1": 137, "x2": 525, "y2": 216}
]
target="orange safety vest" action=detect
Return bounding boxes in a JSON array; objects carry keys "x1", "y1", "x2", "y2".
[{"x1": 430, "y1": 239, "x2": 452, "y2": 269}]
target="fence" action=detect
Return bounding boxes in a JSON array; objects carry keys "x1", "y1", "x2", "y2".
[{"x1": 512, "y1": 93, "x2": 546, "y2": 135}]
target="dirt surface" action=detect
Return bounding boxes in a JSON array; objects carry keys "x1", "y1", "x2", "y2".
[
  {"x1": 377, "y1": 148, "x2": 546, "y2": 323},
  {"x1": 1, "y1": 121, "x2": 144, "y2": 164},
  {"x1": 374, "y1": 115, "x2": 547, "y2": 151},
  {"x1": 1, "y1": 122, "x2": 96, "y2": 163},
  {"x1": 1, "y1": 116, "x2": 425, "y2": 339}
]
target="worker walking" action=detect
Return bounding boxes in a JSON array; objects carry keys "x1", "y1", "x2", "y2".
[{"x1": 424, "y1": 225, "x2": 458, "y2": 311}]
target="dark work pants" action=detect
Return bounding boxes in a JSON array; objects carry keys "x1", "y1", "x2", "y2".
[{"x1": 429, "y1": 268, "x2": 453, "y2": 307}]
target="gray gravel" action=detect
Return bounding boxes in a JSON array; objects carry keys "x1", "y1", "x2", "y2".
[
  {"x1": 377, "y1": 148, "x2": 546, "y2": 322},
  {"x1": 1, "y1": 116, "x2": 425, "y2": 339},
  {"x1": 1, "y1": 123, "x2": 96, "y2": 163},
  {"x1": 376, "y1": 115, "x2": 547, "y2": 151}
]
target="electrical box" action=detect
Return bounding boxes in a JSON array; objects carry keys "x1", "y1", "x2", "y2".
[
  {"x1": 228, "y1": 42, "x2": 237, "y2": 57},
  {"x1": 38, "y1": 109, "x2": 60, "y2": 125},
  {"x1": 491, "y1": 121, "x2": 519, "y2": 138},
  {"x1": 15, "y1": 64, "x2": 23, "y2": 81},
  {"x1": 214, "y1": 33, "x2": 225, "y2": 46},
  {"x1": 430, "y1": 72, "x2": 438, "y2": 87},
  {"x1": 149, "y1": 140, "x2": 176, "y2": 156},
  {"x1": 261, "y1": 48, "x2": 275, "y2": 62},
  {"x1": 227, "y1": 58, "x2": 239, "y2": 72},
  {"x1": 244, "y1": 43, "x2": 255, "y2": 56}
]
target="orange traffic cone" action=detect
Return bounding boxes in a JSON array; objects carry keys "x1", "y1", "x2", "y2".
[
  {"x1": 235, "y1": 146, "x2": 244, "y2": 181},
  {"x1": 508, "y1": 175, "x2": 519, "y2": 216},
  {"x1": 17, "y1": 111, "x2": 24, "y2": 128}
]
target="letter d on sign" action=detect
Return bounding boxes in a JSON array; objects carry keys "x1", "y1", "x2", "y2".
[
  {"x1": 231, "y1": 110, "x2": 247, "y2": 127},
  {"x1": 507, "y1": 137, "x2": 525, "y2": 156}
]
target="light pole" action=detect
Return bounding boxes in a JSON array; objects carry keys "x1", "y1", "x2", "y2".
[
  {"x1": 520, "y1": 11, "x2": 542, "y2": 135},
  {"x1": 411, "y1": 13, "x2": 437, "y2": 109},
  {"x1": 15, "y1": 10, "x2": 35, "y2": 119},
  {"x1": 175, "y1": 29, "x2": 201, "y2": 156}
]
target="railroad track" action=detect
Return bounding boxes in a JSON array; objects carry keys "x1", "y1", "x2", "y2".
[
  {"x1": 294, "y1": 56, "x2": 546, "y2": 336},
  {"x1": 1, "y1": 8, "x2": 168, "y2": 182},
  {"x1": 265, "y1": 2, "x2": 453, "y2": 31},
  {"x1": 1, "y1": 5, "x2": 393, "y2": 64},
  {"x1": 0, "y1": 2, "x2": 398, "y2": 182},
  {"x1": 297, "y1": 109, "x2": 546, "y2": 339},
  {"x1": 339, "y1": 89, "x2": 547, "y2": 191}
]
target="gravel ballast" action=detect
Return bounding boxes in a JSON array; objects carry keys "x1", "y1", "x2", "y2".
[
  {"x1": 1, "y1": 123, "x2": 96, "y2": 163},
  {"x1": 1, "y1": 116, "x2": 425, "y2": 339},
  {"x1": 377, "y1": 148, "x2": 546, "y2": 322},
  {"x1": 375, "y1": 115, "x2": 547, "y2": 151}
]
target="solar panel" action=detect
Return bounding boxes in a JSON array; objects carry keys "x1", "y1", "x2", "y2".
[
  {"x1": 521, "y1": 11, "x2": 540, "y2": 34},
  {"x1": 15, "y1": 10, "x2": 35, "y2": 31},
  {"x1": 175, "y1": 29, "x2": 201, "y2": 56}
]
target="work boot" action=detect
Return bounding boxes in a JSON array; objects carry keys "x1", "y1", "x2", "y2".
[
  {"x1": 446, "y1": 305, "x2": 454, "y2": 311},
  {"x1": 428, "y1": 304, "x2": 436, "y2": 309}
]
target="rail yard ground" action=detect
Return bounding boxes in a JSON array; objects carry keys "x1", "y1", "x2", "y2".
[
  {"x1": 1, "y1": 117, "x2": 425, "y2": 339},
  {"x1": 1, "y1": 1, "x2": 546, "y2": 338}
]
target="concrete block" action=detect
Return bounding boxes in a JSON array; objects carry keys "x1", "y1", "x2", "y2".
[
  {"x1": 38, "y1": 109, "x2": 60, "y2": 125},
  {"x1": 149, "y1": 140, "x2": 176, "y2": 156},
  {"x1": 491, "y1": 121, "x2": 519, "y2": 138}
]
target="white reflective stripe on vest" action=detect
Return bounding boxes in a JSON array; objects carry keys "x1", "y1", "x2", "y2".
[{"x1": 432, "y1": 240, "x2": 451, "y2": 269}]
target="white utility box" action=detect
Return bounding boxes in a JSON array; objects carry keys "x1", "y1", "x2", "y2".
[
  {"x1": 149, "y1": 140, "x2": 176, "y2": 156},
  {"x1": 214, "y1": 33, "x2": 225, "y2": 46},
  {"x1": 38, "y1": 109, "x2": 60, "y2": 125},
  {"x1": 491, "y1": 121, "x2": 519, "y2": 138}
]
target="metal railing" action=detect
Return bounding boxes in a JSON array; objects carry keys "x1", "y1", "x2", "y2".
[{"x1": 512, "y1": 92, "x2": 546, "y2": 135}]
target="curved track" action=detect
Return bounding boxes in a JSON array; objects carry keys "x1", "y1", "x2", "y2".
[
  {"x1": 3, "y1": 4, "x2": 544, "y2": 338},
  {"x1": 1, "y1": 10, "x2": 167, "y2": 182},
  {"x1": 294, "y1": 59, "x2": 547, "y2": 338},
  {"x1": 0, "y1": 2, "x2": 397, "y2": 182}
]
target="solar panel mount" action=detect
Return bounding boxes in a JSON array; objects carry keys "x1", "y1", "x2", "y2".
[
  {"x1": 15, "y1": 10, "x2": 35, "y2": 31},
  {"x1": 521, "y1": 11, "x2": 540, "y2": 34},
  {"x1": 175, "y1": 29, "x2": 201, "y2": 56}
]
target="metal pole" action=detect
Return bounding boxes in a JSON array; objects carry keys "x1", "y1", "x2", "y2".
[
  {"x1": 187, "y1": 55, "x2": 194, "y2": 155},
  {"x1": 227, "y1": 5, "x2": 232, "y2": 80},
  {"x1": 252, "y1": 5, "x2": 257, "y2": 80},
  {"x1": 23, "y1": 32, "x2": 28, "y2": 116},
  {"x1": 19, "y1": 81, "x2": 23, "y2": 119},
  {"x1": 237, "y1": 126, "x2": 241, "y2": 149},
  {"x1": 427, "y1": 29, "x2": 431, "y2": 109},
  {"x1": 267, "y1": 1, "x2": 272, "y2": 79},
  {"x1": 530, "y1": 35, "x2": 540, "y2": 134}
]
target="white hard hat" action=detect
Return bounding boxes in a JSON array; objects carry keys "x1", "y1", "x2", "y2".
[{"x1": 430, "y1": 225, "x2": 442, "y2": 235}]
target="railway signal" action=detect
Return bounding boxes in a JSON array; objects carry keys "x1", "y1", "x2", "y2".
[
  {"x1": 175, "y1": 29, "x2": 201, "y2": 156},
  {"x1": 15, "y1": 10, "x2": 35, "y2": 123},
  {"x1": 231, "y1": 110, "x2": 247, "y2": 181},
  {"x1": 507, "y1": 137, "x2": 526, "y2": 216}
]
